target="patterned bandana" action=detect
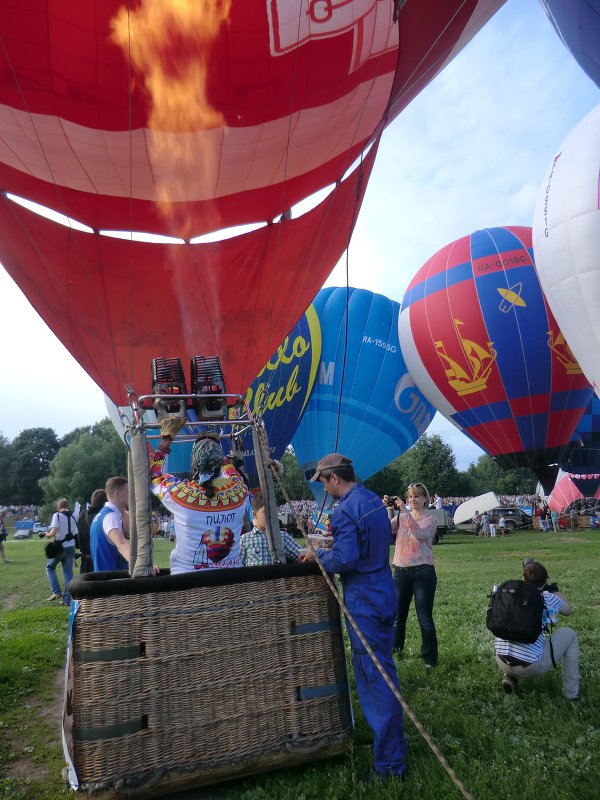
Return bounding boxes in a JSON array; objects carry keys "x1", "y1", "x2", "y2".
[{"x1": 191, "y1": 437, "x2": 224, "y2": 484}]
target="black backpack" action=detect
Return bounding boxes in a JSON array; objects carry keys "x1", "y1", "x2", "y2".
[{"x1": 486, "y1": 580, "x2": 545, "y2": 643}]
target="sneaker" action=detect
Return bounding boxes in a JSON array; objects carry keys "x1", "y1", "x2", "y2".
[
  {"x1": 46, "y1": 593, "x2": 62, "y2": 602},
  {"x1": 61, "y1": 600, "x2": 71, "y2": 607},
  {"x1": 502, "y1": 674, "x2": 519, "y2": 694}
]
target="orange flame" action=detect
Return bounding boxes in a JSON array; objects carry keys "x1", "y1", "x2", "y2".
[{"x1": 111, "y1": 0, "x2": 232, "y2": 235}]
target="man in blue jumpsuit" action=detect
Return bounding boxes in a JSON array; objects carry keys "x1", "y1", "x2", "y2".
[{"x1": 305, "y1": 453, "x2": 407, "y2": 780}]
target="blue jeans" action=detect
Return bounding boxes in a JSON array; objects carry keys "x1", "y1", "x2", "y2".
[
  {"x1": 496, "y1": 627, "x2": 579, "y2": 699},
  {"x1": 393, "y1": 564, "x2": 438, "y2": 665},
  {"x1": 46, "y1": 546, "x2": 75, "y2": 603}
]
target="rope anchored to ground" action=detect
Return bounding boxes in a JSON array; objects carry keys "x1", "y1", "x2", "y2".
[{"x1": 266, "y1": 456, "x2": 474, "y2": 800}]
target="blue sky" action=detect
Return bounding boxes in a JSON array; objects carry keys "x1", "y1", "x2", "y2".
[{"x1": 1, "y1": 0, "x2": 599, "y2": 470}]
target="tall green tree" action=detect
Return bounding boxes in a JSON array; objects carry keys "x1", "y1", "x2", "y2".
[
  {"x1": 59, "y1": 425, "x2": 95, "y2": 449},
  {"x1": 366, "y1": 434, "x2": 463, "y2": 498},
  {"x1": 274, "y1": 447, "x2": 313, "y2": 504},
  {"x1": 363, "y1": 457, "x2": 407, "y2": 499},
  {"x1": 8, "y1": 427, "x2": 60, "y2": 504},
  {"x1": 39, "y1": 418, "x2": 127, "y2": 518},
  {"x1": 0, "y1": 433, "x2": 11, "y2": 504},
  {"x1": 466, "y1": 454, "x2": 536, "y2": 495}
]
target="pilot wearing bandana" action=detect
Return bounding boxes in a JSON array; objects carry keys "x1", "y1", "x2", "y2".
[{"x1": 150, "y1": 426, "x2": 250, "y2": 574}]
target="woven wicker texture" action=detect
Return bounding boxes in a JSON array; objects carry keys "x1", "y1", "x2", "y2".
[{"x1": 67, "y1": 570, "x2": 352, "y2": 797}]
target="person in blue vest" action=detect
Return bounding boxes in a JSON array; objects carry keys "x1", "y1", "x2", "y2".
[
  {"x1": 303, "y1": 453, "x2": 407, "y2": 782},
  {"x1": 90, "y1": 476, "x2": 130, "y2": 572}
]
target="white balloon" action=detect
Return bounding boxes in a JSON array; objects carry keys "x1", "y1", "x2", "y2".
[{"x1": 533, "y1": 103, "x2": 600, "y2": 398}]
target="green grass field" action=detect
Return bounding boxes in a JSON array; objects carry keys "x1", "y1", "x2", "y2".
[{"x1": 1, "y1": 530, "x2": 599, "y2": 800}]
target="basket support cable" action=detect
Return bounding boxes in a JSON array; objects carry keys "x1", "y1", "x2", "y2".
[
  {"x1": 252, "y1": 421, "x2": 304, "y2": 738},
  {"x1": 129, "y1": 423, "x2": 154, "y2": 577},
  {"x1": 127, "y1": 446, "x2": 138, "y2": 576},
  {"x1": 266, "y1": 459, "x2": 474, "y2": 800},
  {"x1": 252, "y1": 422, "x2": 285, "y2": 565}
]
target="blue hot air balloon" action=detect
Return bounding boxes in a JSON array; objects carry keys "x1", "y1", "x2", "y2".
[
  {"x1": 222, "y1": 304, "x2": 321, "y2": 486},
  {"x1": 292, "y1": 287, "x2": 434, "y2": 505}
]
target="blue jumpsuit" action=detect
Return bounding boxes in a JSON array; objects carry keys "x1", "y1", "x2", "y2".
[{"x1": 317, "y1": 484, "x2": 407, "y2": 777}]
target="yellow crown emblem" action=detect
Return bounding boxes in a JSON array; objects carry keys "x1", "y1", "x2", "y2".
[
  {"x1": 547, "y1": 330, "x2": 582, "y2": 374},
  {"x1": 434, "y1": 320, "x2": 497, "y2": 396}
]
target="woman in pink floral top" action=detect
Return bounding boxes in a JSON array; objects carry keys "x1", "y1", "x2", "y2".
[{"x1": 386, "y1": 482, "x2": 438, "y2": 669}]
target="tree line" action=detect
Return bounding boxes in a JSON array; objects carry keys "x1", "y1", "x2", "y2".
[
  {"x1": 0, "y1": 420, "x2": 127, "y2": 520},
  {"x1": 276, "y1": 434, "x2": 537, "y2": 503},
  {"x1": 0, "y1": 423, "x2": 536, "y2": 520}
]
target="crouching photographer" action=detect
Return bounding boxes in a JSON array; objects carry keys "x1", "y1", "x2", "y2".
[{"x1": 492, "y1": 560, "x2": 579, "y2": 700}]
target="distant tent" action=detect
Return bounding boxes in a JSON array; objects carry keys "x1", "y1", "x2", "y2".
[{"x1": 548, "y1": 470, "x2": 600, "y2": 511}]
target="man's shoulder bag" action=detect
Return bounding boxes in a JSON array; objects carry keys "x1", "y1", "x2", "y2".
[
  {"x1": 45, "y1": 510, "x2": 75, "y2": 558},
  {"x1": 44, "y1": 539, "x2": 64, "y2": 558}
]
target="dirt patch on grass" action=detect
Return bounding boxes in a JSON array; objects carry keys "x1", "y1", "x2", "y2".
[
  {"x1": 4, "y1": 750, "x2": 50, "y2": 782},
  {"x1": 5, "y1": 669, "x2": 64, "y2": 781},
  {"x1": 2, "y1": 592, "x2": 19, "y2": 611},
  {"x1": 558, "y1": 537, "x2": 588, "y2": 544}
]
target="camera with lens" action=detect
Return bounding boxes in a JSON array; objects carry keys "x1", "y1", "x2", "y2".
[
  {"x1": 545, "y1": 581, "x2": 559, "y2": 593},
  {"x1": 386, "y1": 495, "x2": 398, "y2": 506}
]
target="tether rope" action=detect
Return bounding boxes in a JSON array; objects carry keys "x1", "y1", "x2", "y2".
[
  {"x1": 127, "y1": 1, "x2": 135, "y2": 387},
  {"x1": 265, "y1": 453, "x2": 474, "y2": 800}
]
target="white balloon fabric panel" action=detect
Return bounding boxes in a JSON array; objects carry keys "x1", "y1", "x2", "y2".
[{"x1": 533, "y1": 103, "x2": 600, "y2": 399}]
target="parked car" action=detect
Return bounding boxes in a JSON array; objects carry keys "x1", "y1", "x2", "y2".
[
  {"x1": 426, "y1": 507, "x2": 454, "y2": 544},
  {"x1": 32, "y1": 522, "x2": 49, "y2": 537},
  {"x1": 13, "y1": 521, "x2": 49, "y2": 539},
  {"x1": 278, "y1": 512, "x2": 302, "y2": 539},
  {"x1": 455, "y1": 506, "x2": 532, "y2": 532}
]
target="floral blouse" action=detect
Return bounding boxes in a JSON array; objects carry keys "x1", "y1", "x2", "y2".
[{"x1": 392, "y1": 512, "x2": 437, "y2": 567}]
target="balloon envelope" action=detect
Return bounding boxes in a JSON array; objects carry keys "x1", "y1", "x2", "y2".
[
  {"x1": 292, "y1": 287, "x2": 434, "y2": 505},
  {"x1": 398, "y1": 226, "x2": 593, "y2": 492},
  {"x1": 533, "y1": 103, "x2": 600, "y2": 402},
  {"x1": 0, "y1": 1, "x2": 505, "y2": 405},
  {"x1": 548, "y1": 474, "x2": 583, "y2": 511},
  {"x1": 540, "y1": 1, "x2": 600, "y2": 89}
]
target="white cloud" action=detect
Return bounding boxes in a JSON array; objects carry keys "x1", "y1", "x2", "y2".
[{"x1": 0, "y1": 275, "x2": 107, "y2": 441}]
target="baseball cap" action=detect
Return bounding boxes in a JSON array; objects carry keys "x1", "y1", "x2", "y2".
[{"x1": 310, "y1": 453, "x2": 353, "y2": 482}]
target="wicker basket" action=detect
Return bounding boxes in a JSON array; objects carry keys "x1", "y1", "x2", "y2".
[{"x1": 64, "y1": 563, "x2": 352, "y2": 798}]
